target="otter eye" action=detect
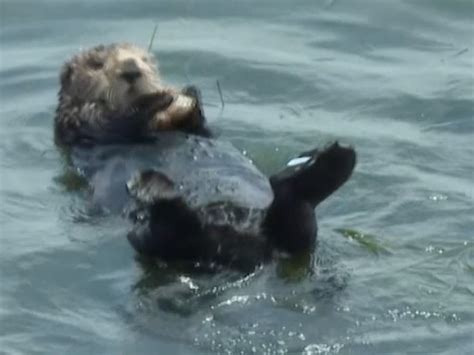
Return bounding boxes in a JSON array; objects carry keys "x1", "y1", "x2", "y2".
[{"x1": 87, "y1": 58, "x2": 104, "y2": 70}]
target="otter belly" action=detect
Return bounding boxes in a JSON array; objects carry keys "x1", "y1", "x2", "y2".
[{"x1": 71, "y1": 132, "x2": 274, "y2": 215}]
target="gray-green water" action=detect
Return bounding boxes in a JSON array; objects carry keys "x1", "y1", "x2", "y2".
[{"x1": 1, "y1": 1, "x2": 473, "y2": 354}]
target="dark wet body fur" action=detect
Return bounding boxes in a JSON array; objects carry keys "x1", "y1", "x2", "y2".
[{"x1": 66, "y1": 89, "x2": 356, "y2": 272}]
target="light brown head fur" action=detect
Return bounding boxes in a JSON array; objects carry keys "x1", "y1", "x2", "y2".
[
  {"x1": 55, "y1": 43, "x2": 203, "y2": 146},
  {"x1": 59, "y1": 43, "x2": 163, "y2": 113}
]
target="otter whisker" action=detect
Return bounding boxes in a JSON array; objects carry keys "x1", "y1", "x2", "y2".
[
  {"x1": 148, "y1": 24, "x2": 158, "y2": 52},
  {"x1": 103, "y1": 89, "x2": 111, "y2": 109},
  {"x1": 84, "y1": 83, "x2": 95, "y2": 102},
  {"x1": 107, "y1": 88, "x2": 117, "y2": 110},
  {"x1": 216, "y1": 80, "x2": 225, "y2": 110}
]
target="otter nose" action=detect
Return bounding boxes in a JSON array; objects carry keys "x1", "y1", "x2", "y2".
[
  {"x1": 120, "y1": 58, "x2": 142, "y2": 83},
  {"x1": 121, "y1": 71, "x2": 142, "y2": 84}
]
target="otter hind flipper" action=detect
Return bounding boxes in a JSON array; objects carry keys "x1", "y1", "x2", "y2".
[
  {"x1": 270, "y1": 142, "x2": 356, "y2": 207},
  {"x1": 264, "y1": 142, "x2": 356, "y2": 253}
]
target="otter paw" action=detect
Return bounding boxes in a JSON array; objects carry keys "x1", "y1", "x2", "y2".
[
  {"x1": 168, "y1": 94, "x2": 197, "y2": 122},
  {"x1": 133, "y1": 92, "x2": 174, "y2": 114}
]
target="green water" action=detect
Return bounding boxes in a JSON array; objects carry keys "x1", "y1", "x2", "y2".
[{"x1": 1, "y1": 1, "x2": 473, "y2": 354}]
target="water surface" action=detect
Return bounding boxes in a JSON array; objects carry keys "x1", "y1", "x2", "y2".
[{"x1": 1, "y1": 1, "x2": 473, "y2": 354}]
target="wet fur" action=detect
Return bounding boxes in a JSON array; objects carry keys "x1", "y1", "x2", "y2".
[
  {"x1": 55, "y1": 43, "x2": 209, "y2": 146},
  {"x1": 57, "y1": 43, "x2": 357, "y2": 272},
  {"x1": 126, "y1": 142, "x2": 356, "y2": 272}
]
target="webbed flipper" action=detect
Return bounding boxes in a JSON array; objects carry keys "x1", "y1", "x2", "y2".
[
  {"x1": 264, "y1": 142, "x2": 356, "y2": 253},
  {"x1": 270, "y1": 142, "x2": 356, "y2": 207}
]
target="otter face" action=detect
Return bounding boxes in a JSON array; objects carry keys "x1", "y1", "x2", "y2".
[{"x1": 60, "y1": 43, "x2": 163, "y2": 113}]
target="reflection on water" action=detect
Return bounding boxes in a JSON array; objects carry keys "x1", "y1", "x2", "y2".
[{"x1": 1, "y1": 0, "x2": 473, "y2": 354}]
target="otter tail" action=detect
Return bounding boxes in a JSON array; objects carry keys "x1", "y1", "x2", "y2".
[{"x1": 264, "y1": 142, "x2": 356, "y2": 253}]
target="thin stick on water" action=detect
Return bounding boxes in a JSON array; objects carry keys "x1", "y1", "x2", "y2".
[
  {"x1": 148, "y1": 24, "x2": 158, "y2": 52},
  {"x1": 216, "y1": 79, "x2": 225, "y2": 110}
]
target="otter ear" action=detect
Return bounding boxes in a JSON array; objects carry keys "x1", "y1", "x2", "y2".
[{"x1": 60, "y1": 63, "x2": 73, "y2": 89}]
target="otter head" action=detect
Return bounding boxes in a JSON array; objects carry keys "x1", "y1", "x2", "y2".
[{"x1": 59, "y1": 43, "x2": 163, "y2": 113}]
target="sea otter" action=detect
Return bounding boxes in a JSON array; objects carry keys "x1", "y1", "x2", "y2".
[{"x1": 56, "y1": 43, "x2": 356, "y2": 272}]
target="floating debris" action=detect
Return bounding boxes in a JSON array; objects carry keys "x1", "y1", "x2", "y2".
[
  {"x1": 335, "y1": 228, "x2": 390, "y2": 255},
  {"x1": 53, "y1": 169, "x2": 88, "y2": 191}
]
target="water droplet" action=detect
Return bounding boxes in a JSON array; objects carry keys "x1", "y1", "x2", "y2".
[{"x1": 429, "y1": 194, "x2": 448, "y2": 201}]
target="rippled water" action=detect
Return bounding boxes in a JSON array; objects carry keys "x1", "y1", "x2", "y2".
[{"x1": 1, "y1": 1, "x2": 473, "y2": 354}]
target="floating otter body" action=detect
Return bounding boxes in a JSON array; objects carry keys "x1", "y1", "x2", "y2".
[
  {"x1": 57, "y1": 43, "x2": 356, "y2": 272},
  {"x1": 71, "y1": 132, "x2": 355, "y2": 272}
]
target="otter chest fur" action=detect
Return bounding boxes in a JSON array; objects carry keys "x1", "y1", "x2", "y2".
[
  {"x1": 72, "y1": 132, "x2": 273, "y2": 230},
  {"x1": 71, "y1": 132, "x2": 355, "y2": 272}
]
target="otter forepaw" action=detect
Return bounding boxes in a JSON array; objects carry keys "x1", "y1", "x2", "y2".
[
  {"x1": 132, "y1": 91, "x2": 174, "y2": 114},
  {"x1": 181, "y1": 85, "x2": 202, "y2": 102}
]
